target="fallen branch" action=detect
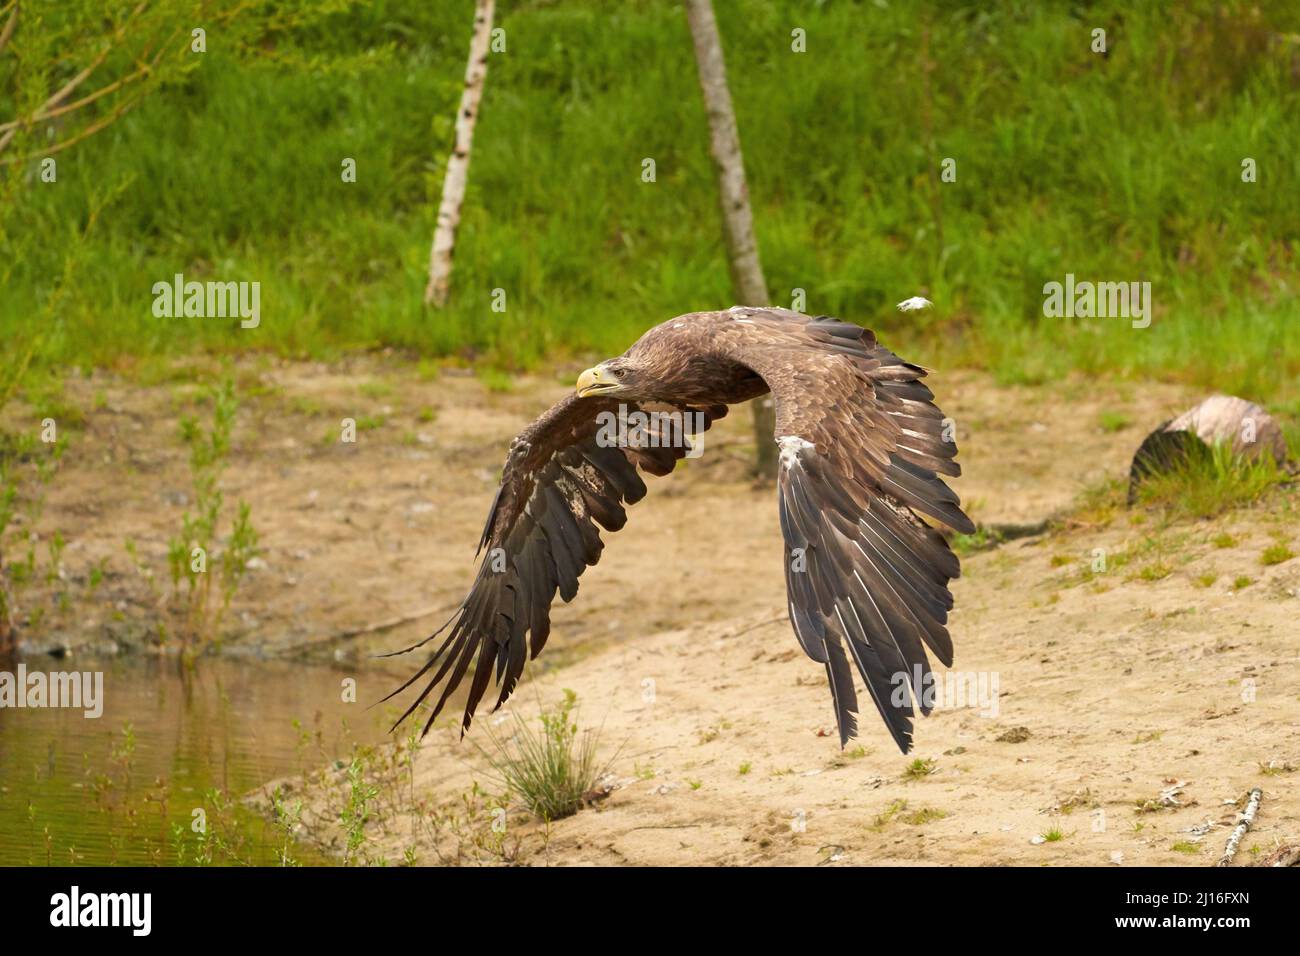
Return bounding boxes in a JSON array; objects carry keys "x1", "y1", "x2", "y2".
[
  {"x1": 336, "y1": 603, "x2": 456, "y2": 640},
  {"x1": 723, "y1": 614, "x2": 788, "y2": 640},
  {"x1": 292, "y1": 601, "x2": 462, "y2": 652},
  {"x1": 1217, "y1": 787, "x2": 1263, "y2": 867}
]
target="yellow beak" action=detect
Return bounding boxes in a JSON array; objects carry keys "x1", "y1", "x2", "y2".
[{"x1": 575, "y1": 365, "x2": 614, "y2": 397}]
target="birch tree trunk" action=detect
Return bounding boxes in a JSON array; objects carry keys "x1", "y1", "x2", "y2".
[
  {"x1": 424, "y1": 0, "x2": 494, "y2": 307},
  {"x1": 684, "y1": 0, "x2": 776, "y2": 478}
]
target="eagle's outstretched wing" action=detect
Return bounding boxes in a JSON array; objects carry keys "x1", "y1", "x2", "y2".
[
  {"x1": 384, "y1": 393, "x2": 726, "y2": 736},
  {"x1": 716, "y1": 309, "x2": 974, "y2": 753}
]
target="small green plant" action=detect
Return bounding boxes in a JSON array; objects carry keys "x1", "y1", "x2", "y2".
[
  {"x1": 340, "y1": 757, "x2": 380, "y2": 866},
  {"x1": 0, "y1": 395, "x2": 67, "y2": 647},
  {"x1": 1258, "y1": 760, "x2": 1295, "y2": 776},
  {"x1": 1171, "y1": 840, "x2": 1200, "y2": 854},
  {"x1": 871, "y1": 799, "x2": 909, "y2": 830},
  {"x1": 1212, "y1": 532, "x2": 1237, "y2": 549},
  {"x1": 1042, "y1": 828, "x2": 1065, "y2": 843},
  {"x1": 1193, "y1": 572, "x2": 1218, "y2": 588},
  {"x1": 1135, "y1": 562, "x2": 1173, "y2": 582},
  {"x1": 901, "y1": 807, "x2": 948, "y2": 825},
  {"x1": 951, "y1": 527, "x2": 1000, "y2": 556},
  {"x1": 1261, "y1": 543, "x2": 1294, "y2": 566},
  {"x1": 477, "y1": 368, "x2": 515, "y2": 393},
  {"x1": 904, "y1": 758, "x2": 936, "y2": 779},
  {"x1": 1232, "y1": 575, "x2": 1253, "y2": 590},
  {"x1": 267, "y1": 787, "x2": 304, "y2": 867},
  {"x1": 478, "y1": 690, "x2": 610, "y2": 822},
  {"x1": 1098, "y1": 410, "x2": 1131, "y2": 433},
  {"x1": 738, "y1": 761, "x2": 752, "y2": 776},
  {"x1": 164, "y1": 377, "x2": 259, "y2": 650}
]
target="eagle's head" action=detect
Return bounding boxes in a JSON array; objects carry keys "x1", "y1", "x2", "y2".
[{"x1": 575, "y1": 357, "x2": 653, "y2": 401}]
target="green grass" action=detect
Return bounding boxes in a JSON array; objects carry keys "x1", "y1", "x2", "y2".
[
  {"x1": 1261, "y1": 543, "x2": 1295, "y2": 565},
  {"x1": 951, "y1": 527, "x2": 1002, "y2": 556},
  {"x1": 1, "y1": 0, "x2": 1298, "y2": 407},
  {"x1": 1098, "y1": 410, "x2": 1132, "y2": 434},
  {"x1": 871, "y1": 799, "x2": 909, "y2": 830},
  {"x1": 900, "y1": 807, "x2": 949, "y2": 825},
  {"x1": 904, "y1": 757, "x2": 937, "y2": 780},
  {"x1": 1131, "y1": 441, "x2": 1291, "y2": 520},
  {"x1": 477, "y1": 690, "x2": 608, "y2": 823}
]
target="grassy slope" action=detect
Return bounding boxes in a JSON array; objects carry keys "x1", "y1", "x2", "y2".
[{"x1": 2, "y1": 0, "x2": 1298, "y2": 413}]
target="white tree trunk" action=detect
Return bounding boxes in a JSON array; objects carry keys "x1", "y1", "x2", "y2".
[
  {"x1": 425, "y1": 0, "x2": 495, "y2": 307},
  {"x1": 684, "y1": 0, "x2": 775, "y2": 477}
]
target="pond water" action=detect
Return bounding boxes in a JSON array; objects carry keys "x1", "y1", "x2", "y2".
[{"x1": 0, "y1": 654, "x2": 398, "y2": 866}]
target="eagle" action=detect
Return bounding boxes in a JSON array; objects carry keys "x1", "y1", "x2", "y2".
[{"x1": 385, "y1": 307, "x2": 974, "y2": 753}]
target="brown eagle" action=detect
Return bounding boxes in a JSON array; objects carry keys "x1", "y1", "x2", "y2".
[{"x1": 385, "y1": 307, "x2": 974, "y2": 753}]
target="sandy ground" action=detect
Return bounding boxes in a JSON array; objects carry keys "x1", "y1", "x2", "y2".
[
  {"x1": 266, "y1": 487, "x2": 1300, "y2": 867},
  {"x1": 10, "y1": 355, "x2": 1299, "y2": 866}
]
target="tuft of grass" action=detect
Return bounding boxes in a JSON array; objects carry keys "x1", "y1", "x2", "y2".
[
  {"x1": 1135, "y1": 562, "x2": 1173, "y2": 582},
  {"x1": 1258, "y1": 761, "x2": 1296, "y2": 776},
  {"x1": 1098, "y1": 411, "x2": 1132, "y2": 433},
  {"x1": 477, "y1": 368, "x2": 515, "y2": 394},
  {"x1": 871, "y1": 799, "x2": 909, "y2": 830},
  {"x1": 1042, "y1": 828, "x2": 1065, "y2": 843},
  {"x1": 1132, "y1": 441, "x2": 1289, "y2": 521},
  {"x1": 903, "y1": 758, "x2": 936, "y2": 780},
  {"x1": 1070, "y1": 478, "x2": 1127, "y2": 528},
  {"x1": 1261, "y1": 543, "x2": 1294, "y2": 566},
  {"x1": 950, "y1": 527, "x2": 1001, "y2": 556},
  {"x1": 1193, "y1": 572, "x2": 1218, "y2": 589},
  {"x1": 1232, "y1": 575, "x2": 1254, "y2": 590},
  {"x1": 1212, "y1": 532, "x2": 1237, "y2": 549},
  {"x1": 477, "y1": 690, "x2": 609, "y2": 823},
  {"x1": 1171, "y1": 841, "x2": 1200, "y2": 855},
  {"x1": 901, "y1": 807, "x2": 949, "y2": 825}
]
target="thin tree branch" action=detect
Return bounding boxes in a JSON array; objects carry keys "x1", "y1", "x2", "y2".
[
  {"x1": 0, "y1": 2, "x2": 18, "y2": 58},
  {"x1": 0, "y1": 56, "x2": 153, "y2": 133},
  {"x1": 0, "y1": 86, "x2": 150, "y2": 164},
  {"x1": 0, "y1": 0, "x2": 150, "y2": 154}
]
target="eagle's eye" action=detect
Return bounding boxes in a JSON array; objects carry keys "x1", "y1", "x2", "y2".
[{"x1": 613, "y1": 368, "x2": 627, "y2": 379}]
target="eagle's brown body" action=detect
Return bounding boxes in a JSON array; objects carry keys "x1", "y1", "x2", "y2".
[{"x1": 386, "y1": 308, "x2": 973, "y2": 753}]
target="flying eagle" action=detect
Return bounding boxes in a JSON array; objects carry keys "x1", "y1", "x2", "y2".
[{"x1": 385, "y1": 308, "x2": 974, "y2": 753}]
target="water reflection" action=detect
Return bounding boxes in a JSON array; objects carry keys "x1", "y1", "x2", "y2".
[{"x1": 0, "y1": 655, "x2": 395, "y2": 865}]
